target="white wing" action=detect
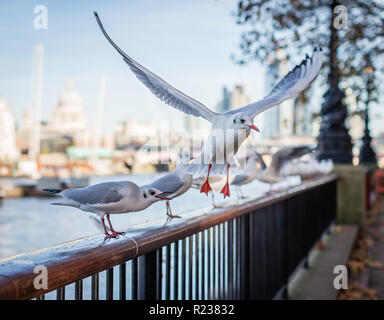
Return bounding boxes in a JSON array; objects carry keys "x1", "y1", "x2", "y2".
[
  {"x1": 228, "y1": 49, "x2": 324, "y2": 119},
  {"x1": 94, "y1": 12, "x2": 217, "y2": 122}
]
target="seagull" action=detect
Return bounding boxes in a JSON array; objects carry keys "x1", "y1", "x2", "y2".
[
  {"x1": 255, "y1": 145, "x2": 316, "y2": 193},
  {"x1": 280, "y1": 156, "x2": 334, "y2": 179},
  {"x1": 44, "y1": 181, "x2": 171, "y2": 239},
  {"x1": 93, "y1": 12, "x2": 324, "y2": 198},
  {"x1": 231, "y1": 151, "x2": 265, "y2": 199},
  {"x1": 144, "y1": 151, "x2": 193, "y2": 220}
]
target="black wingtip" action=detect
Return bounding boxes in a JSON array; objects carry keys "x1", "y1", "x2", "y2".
[
  {"x1": 93, "y1": 11, "x2": 99, "y2": 17},
  {"x1": 43, "y1": 188, "x2": 62, "y2": 194}
]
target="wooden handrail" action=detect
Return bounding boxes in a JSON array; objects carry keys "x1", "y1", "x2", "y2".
[{"x1": 0, "y1": 174, "x2": 338, "y2": 299}]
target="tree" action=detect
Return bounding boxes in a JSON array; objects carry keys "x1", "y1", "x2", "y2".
[{"x1": 234, "y1": 0, "x2": 384, "y2": 163}]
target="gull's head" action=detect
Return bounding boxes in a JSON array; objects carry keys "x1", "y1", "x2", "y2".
[
  {"x1": 230, "y1": 113, "x2": 259, "y2": 132},
  {"x1": 141, "y1": 187, "x2": 172, "y2": 202},
  {"x1": 177, "y1": 150, "x2": 194, "y2": 165}
]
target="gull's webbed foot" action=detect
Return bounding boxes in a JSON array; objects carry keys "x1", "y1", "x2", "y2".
[
  {"x1": 220, "y1": 183, "x2": 230, "y2": 198},
  {"x1": 200, "y1": 180, "x2": 212, "y2": 195}
]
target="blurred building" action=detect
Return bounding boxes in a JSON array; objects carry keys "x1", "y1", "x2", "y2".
[
  {"x1": 114, "y1": 119, "x2": 158, "y2": 147},
  {"x1": 217, "y1": 85, "x2": 251, "y2": 113},
  {"x1": 49, "y1": 78, "x2": 86, "y2": 134},
  {"x1": 17, "y1": 79, "x2": 115, "y2": 155},
  {"x1": 262, "y1": 49, "x2": 295, "y2": 139},
  {"x1": 230, "y1": 85, "x2": 251, "y2": 110},
  {"x1": 0, "y1": 97, "x2": 19, "y2": 161}
]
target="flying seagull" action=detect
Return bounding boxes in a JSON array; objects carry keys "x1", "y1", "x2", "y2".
[
  {"x1": 93, "y1": 11, "x2": 324, "y2": 198},
  {"x1": 144, "y1": 151, "x2": 193, "y2": 220},
  {"x1": 44, "y1": 181, "x2": 171, "y2": 239}
]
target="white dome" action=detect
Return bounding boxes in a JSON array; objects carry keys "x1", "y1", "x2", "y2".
[
  {"x1": 57, "y1": 78, "x2": 82, "y2": 107},
  {"x1": 50, "y1": 79, "x2": 86, "y2": 133}
]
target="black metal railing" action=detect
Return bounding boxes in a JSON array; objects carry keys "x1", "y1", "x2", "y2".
[{"x1": 0, "y1": 175, "x2": 337, "y2": 300}]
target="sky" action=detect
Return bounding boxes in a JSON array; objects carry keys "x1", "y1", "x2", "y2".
[
  {"x1": 0, "y1": 0, "x2": 268, "y2": 133},
  {"x1": 1, "y1": 0, "x2": 381, "y2": 136}
]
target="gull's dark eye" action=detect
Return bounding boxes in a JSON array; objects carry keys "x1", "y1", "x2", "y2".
[
  {"x1": 233, "y1": 119, "x2": 236, "y2": 124},
  {"x1": 240, "y1": 119, "x2": 245, "y2": 124},
  {"x1": 143, "y1": 193, "x2": 147, "y2": 199},
  {"x1": 150, "y1": 190, "x2": 156, "y2": 196}
]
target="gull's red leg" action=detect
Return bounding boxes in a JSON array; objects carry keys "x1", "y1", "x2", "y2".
[
  {"x1": 200, "y1": 162, "x2": 212, "y2": 195},
  {"x1": 101, "y1": 214, "x2": 116, "y2": 239},
  {"x1": 220, "y1": 163, "x2": 231, "y2": 198},
  {"x1": 106, "y1": 213, "x2": 125, "y2": 236}
]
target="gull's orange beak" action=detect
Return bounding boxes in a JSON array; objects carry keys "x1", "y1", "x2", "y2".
[
  {"x1": 248, "y1": 124, "x2": 260, "y2": 132},
  {"x1": 155, "y1": 192, "x2": 172, "y2": 200}
]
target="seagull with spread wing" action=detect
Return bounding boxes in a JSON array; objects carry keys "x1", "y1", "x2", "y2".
[{"x1": 93, "y1": 12, "x2": 324, "y2": 198}]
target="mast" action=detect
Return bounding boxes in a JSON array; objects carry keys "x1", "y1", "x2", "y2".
[
  {"x1": 92, "y1": 76, "x2": 106, "y2": 161},
  {"x1": 29, "y1": 43, "x2": 44, "y2": 164}
]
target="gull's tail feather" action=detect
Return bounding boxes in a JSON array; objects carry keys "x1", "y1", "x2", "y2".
[{"x1": 51, "y1": 198, "x2": 79, "y2": 208}]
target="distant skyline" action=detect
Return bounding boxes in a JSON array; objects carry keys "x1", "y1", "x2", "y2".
[
  {"x1": 0, "y1": 0, "x2": 267, "y2": 133},
  {"x1": 0, "y1": 1, "x2": 382, "y2": 136}
]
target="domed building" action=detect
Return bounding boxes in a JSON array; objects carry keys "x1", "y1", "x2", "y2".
[
  {"x1": 50, "y1": 78, "x2": 86, "y2": 133},
  {"x1": 0, "y1": 97, "x2": 19, "y2": 161}
]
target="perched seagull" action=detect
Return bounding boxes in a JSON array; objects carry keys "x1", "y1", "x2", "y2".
[
  {"x1": 231, "y1": 151, "x2": 265, "y2": 199},
  {"x1": 255, "y1": 145, "x2": 316, "y2": 192},
  {"x1": 93, "y1": 12, "x2": 324, "y2": 198},
  {"x1": 280, "y1": 156, "x2": 334, "y2": 179},
  {"x1": 191, "y1": 174, "x2": 235, "y2": 208},
  {"x1": 44, "y1": 181, "x2": 171, "y2": 239},
  {"x1": 144, "y1": 151, "x2": 193, "y2": 220}
]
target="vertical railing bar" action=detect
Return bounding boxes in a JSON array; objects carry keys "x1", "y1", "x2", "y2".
[
  {"x1": 36, "y1": 294, "x2": 45, "y2": 300},
  {"x1": 166, "y1": 245, "x2": 171, "y2": 300},
  {"x1": 56, "y1": 287, "x2": 65, "y2": 300},
  {"x1": 188, "y1": 236, "x2": 193, "y2": 300},
  {"x1": 249, "y1": 212, "x2": 254, "y2": 299},
  {"x1": 119, "y1": 262, "x2": 126, "y2": 300},
  {"x1": 106, "y1": 267, "x2": 113, "y2": 300},
  {"x1": 181, "y1": 238, "x2": 186, "y2": 300},
  {"x1": 207, "y1": 228, "x2": 211, "y2": 300},
  {"x1": 201, "y1": 230, "x2": 205, "y2": 300},
  {"x1": 174, "y1": 241, "x2": 179, "y2": 300},
  {"x1": 228, "y1": 220, "x2": 233, "y2": 300},
  {"x1": 195, "y1": 232, "x2": 200, "y2": 300},
  {"x1": 224, "y1": 221, "x2": 228, "y2": 300},
  {"x1": 91, "y1": 273, "x2": 99, "y2": 300},
  {"x1": 156, "y1": 248, "x2": 162, "y2": 300},
  {"x1": 75, "y1": 279, "x2": 83, "y2": 300},
  {"x1": 217, "y1": 224, "x2": 223, "y2": 300},
  {"x1": 131, "y1": 258, "x2": 138, "y2": 300},
  {"x1": 236, "y1": 217, "x2": 241, "y2": 299},
  {"x1": 214, "y1": 225, "x2": 218, "y2": 299}
]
